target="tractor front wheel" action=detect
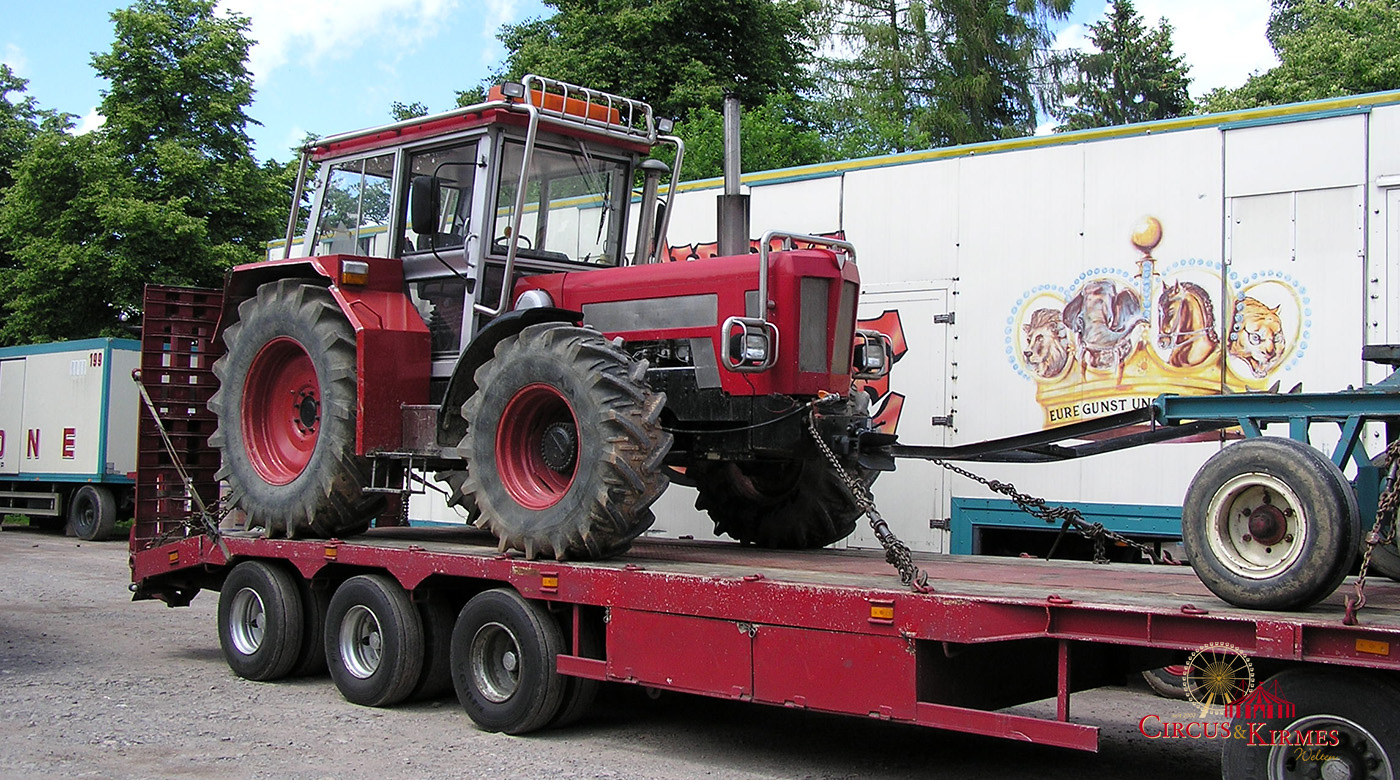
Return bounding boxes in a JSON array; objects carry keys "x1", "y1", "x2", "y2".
[
  {"x1": 691, "y1": 458, "x2": 869, "y2": 548},
  {"x1": 209, "y1": 279, "x2": 379, "y2": 538},
  {"x1": 458, "y1": 323, "x2": 672, "y2": 560}
]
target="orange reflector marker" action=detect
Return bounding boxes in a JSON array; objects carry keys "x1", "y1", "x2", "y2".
[
  {"x1": 1356, "y1": 638, "x2": 1390, "y2": 656},
  {"x1": 869, "y1": 599, "x2": 895, "y2": 625},
  {"x1": 541, "y1": 572, "x2": 559, "y2": 593},
  {"x1": 340, "y1": 260, "x2": 370, "y2": 286},
  {"x1": 324, "y1": 545, "x2": 339, "y2": 560},
  {"x1": 168, "y1": 550, "x2": 179, "y2": 566}
]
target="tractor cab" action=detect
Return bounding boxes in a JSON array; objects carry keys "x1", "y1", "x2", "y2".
[{"x1": 284, "y1": 76, "x2": 681, "y2": 401}]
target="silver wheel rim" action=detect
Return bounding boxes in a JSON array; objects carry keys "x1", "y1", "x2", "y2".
[
  {"x1": 1266, "y1": 714, "x2": 1392, "y2": 780},
  {"x1": 229, "y1": 587, "x2": 266, "y2": 656},
  {"x1": 1206, "y1": 472, "x2": 1308, "y2": 579},
  {"x1": 339, "y1": 604, "x2": 383, "y2": 679},
  {"x1": 471, "y1": 621, "x2": 522, "y2": 703}
]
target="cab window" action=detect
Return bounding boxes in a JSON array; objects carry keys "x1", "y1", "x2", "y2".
[
  {"x1": 493, "y1": 141, "x2": 628, "y2": 265},
  {"x1": 312, "y1": 153, "x2": 394, "y2": 257},
  {"x1": 403, "y1": 143, "x2": 477, "y2": 254}
]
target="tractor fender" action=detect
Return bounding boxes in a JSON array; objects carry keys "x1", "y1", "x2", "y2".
[
  {"x1": 218, "y1": 255, "x2": 431, "y2": 454},
  {"x1": 436, "y1": 307, "x2": 583, "y2": 448}
]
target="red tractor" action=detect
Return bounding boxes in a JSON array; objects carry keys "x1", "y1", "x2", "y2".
[{"x1": 208, "y1": 76, "x2": 892, "y2": 560}]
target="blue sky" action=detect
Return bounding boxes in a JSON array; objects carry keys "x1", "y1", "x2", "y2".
[{"x1": 2, "y1": 0, "x2": 1277, "y2": 165}]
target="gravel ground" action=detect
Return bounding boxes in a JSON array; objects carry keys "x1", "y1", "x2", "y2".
[{"x1": 0, "y1": 526, "x2": 1224, "y2": 779}]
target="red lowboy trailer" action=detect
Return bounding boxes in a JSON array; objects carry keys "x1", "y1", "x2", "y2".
[{"x1": 129, "y1": 286, "x2": 1400, "y2": 777}]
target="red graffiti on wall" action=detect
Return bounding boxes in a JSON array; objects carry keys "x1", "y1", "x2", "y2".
[
  {"x1": 855, "y1": 309, "x2": 908, "y2": 433},
  {"x1": 660, "y1": 231, "x2": 848, "y2": 262}
]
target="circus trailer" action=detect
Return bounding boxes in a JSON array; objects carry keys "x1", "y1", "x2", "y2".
[{"x1": 642, "y1": 91, "x2": 1400, "y2": 559}]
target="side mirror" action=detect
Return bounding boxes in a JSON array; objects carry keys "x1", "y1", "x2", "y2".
[{"x1": 409, "y1": 175, "x2": 441, "y2": 236}]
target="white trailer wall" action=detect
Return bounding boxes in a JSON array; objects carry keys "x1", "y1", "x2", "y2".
[{"x1": 648, "y1": 93, "x2": 1400, "y2": 553}]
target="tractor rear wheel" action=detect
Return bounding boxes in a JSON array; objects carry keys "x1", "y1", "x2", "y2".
[
  {"x1": 691, "y1": 458, "x2": 869, "y2": 548},
  {"x1": 209, "y1": 279, "x2": 379, "y2": 538},
  {"x1": 458, "y1": 323, "x2": 672, "y2": 560}
]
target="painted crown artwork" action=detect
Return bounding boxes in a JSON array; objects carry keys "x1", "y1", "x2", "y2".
[{"x1": 1005, "y1": 217, "x2": 1308, "y2": 428}]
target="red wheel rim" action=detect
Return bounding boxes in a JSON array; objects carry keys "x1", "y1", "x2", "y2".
[
  {"x1": 243, "y1": 337, "x2": 320, "y2": 486},
  {"x1": 496, "y1": 384, "x2": 578, "y2": 510}
]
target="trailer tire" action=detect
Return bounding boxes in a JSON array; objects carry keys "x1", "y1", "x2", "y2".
[
  {"x1": 691, "y1": 458, "x2": 869, "y2": 548},
  {"x1": 68, "y1": 485, "x2": 117, "y2": 541},
  {"x1": 325, "y1": 575, "x2": 424, "y2": 707},
  {"x1": 451, "y1": 588, "x2": 565, "y2": 734},
  {"x1": 458, "y1": 323, "x2": 671, "y2": 560},
  {"x1": 209, "y1": 279, "x2": 379, "y2": 539},
  {"x1": 411, "y1": 596, "x2": 456, "y2": 701},
  {"x1": 1141, "y1": 664, "x2": 1191, "y2": 700},
  {"x1": 552, "y1": 612, "x2": 603, "y2": 728},
  {"x1": 1221, "y1": 668, "x2": 1400, "y2": 780},
  {"x1": 217, "y1": 561, "x2": 305, "y2": 681},
  {"x1": 1182, "y1": 437, "x2": 1358, "y2": 610},
  {"x1": 291, "y1": 578, "x2": 330, "y2": 677}
]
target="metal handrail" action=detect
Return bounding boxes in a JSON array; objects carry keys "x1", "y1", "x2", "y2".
[{"x1": 755, "y1": 231, "x2": 857, "y2": 323}]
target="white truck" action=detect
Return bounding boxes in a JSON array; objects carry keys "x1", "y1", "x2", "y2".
[{"x1": 0, "y1": 338, "x2": 140, "y2": 540}]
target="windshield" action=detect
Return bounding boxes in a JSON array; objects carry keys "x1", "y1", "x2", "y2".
[{"x1": 493, "y1": 140, "x2": 628, "y2": 265}]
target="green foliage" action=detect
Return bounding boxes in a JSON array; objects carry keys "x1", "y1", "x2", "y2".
[
  {"x1": 464, "y1": 0, "x2": 821, "y2": 121},
  {"x1": 0, "y1": 0, "x2": 288, "y2": 345},
  {"x1": 818, "y1": 0, "x2": 1073, "y2": 155},
  {"x1": 391, "y1": 101, "x2": 429, "y2": 121},
  {"x1": 677, "y1": 93, "x2": 828, "y2": 179},
  {"x1": 1202, "y1": 0, "x2": 1400, "y2": 112},
  {"x1": 1053, "y1": 0, "x2": 1193, "y2": 131}
]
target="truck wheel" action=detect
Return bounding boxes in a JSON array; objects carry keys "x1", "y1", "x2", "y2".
[
  {"x1": 691, "y1": 459, "x2": 868, "y2": 548},
  {"x1": 1182, "y1": 437, "x2": 1359, "y2": 610},
  {"x1": 450, "y1": 588, "x2": 565, "y2": 734},
  {"x1": 1222, "y1": 668, "x2": 1399, "y2": 780},
  {"x1": 411, "y1": 596, "x2": 456, "y2": 701},
  {"x1": 324, "y1": 574, "x2": 424, "y2": 707},
  {"x1": 209, "y1": 279, "x2": 379, "y2": 539},
  {"x1": 552, "y1": 610, "x2": 604, "y2": 728},
  {"x1": 68, "y1": 485, "x2": 117, "y2": 541},
  {"x1": 217, "y1": 561, "x2": 305, "y2": 681},
  {"x1": 1366, "y1": 540, "x2": 1400, "y2": 582},
  {"x1": 458, "y1": 323, "x2": 672, "y2": 560},
  {"x1": 291, "y1": 578, "x2": 330, "y2": 677},
  {"x1": 1141, "y1": 664, "x2": 1191, "y2": 700}
]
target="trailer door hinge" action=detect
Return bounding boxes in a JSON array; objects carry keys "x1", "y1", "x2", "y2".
[
  {"x1": 933, "y1": 312, "x2": 955, "y2": 325},
  {"x1": 930, "y1": 414, "x2": 954, "y2": 428},
  {"x1": 929, "y1": 517, "x2": 950, "y2": 530}
]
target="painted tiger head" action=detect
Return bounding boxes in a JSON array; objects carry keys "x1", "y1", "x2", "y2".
[{"x1": 1227, "y1": 297, "x2": 1286, "y2": 378}]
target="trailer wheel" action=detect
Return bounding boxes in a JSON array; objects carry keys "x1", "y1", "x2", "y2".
[
  {"x1": 458, "y1": 323, "x2": 672, "y2": 560},
  {"x1": 68, "y1": 485, "x2": 116, "y2": 541},
  {"x1": 209, "y1": 279, "x2": 379, "y2": 539},
  {"x1": 324, "y1": 574, "x2": 424, "y2": 707},
  {"x1": 291, "y1": 578, "x2": 330, "y2": 677},
  {"x1": 691, "y1": 458, "x2": 869, "y2": 548},
  {"x1": 411, "y1": 596, "x2": 456, "y2": 701},
  {"x1": 451, "y1": 588, "x2": 565, "y2": 734},
  {"x1": 1221, "y1": 668, "x2": 1399, "y2": 780},
  {"x1": 1182, "y1": 437, "x2": 1358, "y2": 610},
  {"x1": 552, "y1": 611, "x2": 603, "y2": 728},
  {"x1": 1141, "y1": 664, "x2": 1191, "y2": 700},
  {"x1": 217, "y1": 561, "x2": 305, "y2": 681}
]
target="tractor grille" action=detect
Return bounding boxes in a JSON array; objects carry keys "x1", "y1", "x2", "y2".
[{"x1": 798, "y1": 278, "x2": 860, "y2": 375}]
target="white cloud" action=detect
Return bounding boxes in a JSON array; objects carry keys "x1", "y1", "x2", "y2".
[
  {"x1": 73, "y1": 107, "x2": 106, "y2": 135},
  {"x1": 1061, "y1": 0, "x2": 1279, "y2": 98},
  {"x1": 2, "y1": 43, "x2": 28, "y2": 76},
  {"x1": 218, "y1": 0, "x2": 463, "y2": 85},
  {"x1": 479, "y1": 0, "x2": 519, "y2": 64}
]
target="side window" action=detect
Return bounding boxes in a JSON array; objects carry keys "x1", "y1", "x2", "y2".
[
  {"x1": 493, "y1": 141, "x2": 628, "y2": 265},
  {"x1": 404, "y1": 143, "x2": 477, "y2": 254},
  {"x1": 312, "y1": 154, "x2": 394, "y2": 257}
]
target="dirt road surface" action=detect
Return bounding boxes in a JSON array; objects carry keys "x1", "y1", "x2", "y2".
[{"x1": 0, "y1": 527, "x2": 1223, "y2": 779}]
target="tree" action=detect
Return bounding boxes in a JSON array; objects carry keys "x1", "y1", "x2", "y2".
[
  {"x1": 818, "y1": 0, "x2": 1074, "y2": 155},
  {"x1": 1202, "y1": 0, "x2": 1400, "y2": 113},
  {"x1": 390, "y1": 101, "x2": 429, "y2": 121},
  {"x1": 0, "y1": 65, "x2": 70, "y2": 194},
  {"x1": 677, "y1": 92, "x2": 829, "y2": 179},
  {"x1": 0, "y1": 0, "x2": 288, "y2": 345},
  {"x1": 1052, "y1": 0, "x2": 1193, "y2": 131}
]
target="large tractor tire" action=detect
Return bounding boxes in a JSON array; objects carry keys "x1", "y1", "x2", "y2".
[
  {"x1": 458, "y1": 323, "x2": 671, "y2": 560},
  {"x1": 690, "y1": 458, "x2": 870, "y2": 548},
  {"x1": 209, "y1": 279, "x2": 380, "y2": 538},
  {"x1": 1182, "y1": 437, "x2": 1359, "y2": 610}
]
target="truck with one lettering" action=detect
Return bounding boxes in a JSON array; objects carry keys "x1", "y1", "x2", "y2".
[{"x1": 0, "y1": 338, "x2": 140, "y2": 540}]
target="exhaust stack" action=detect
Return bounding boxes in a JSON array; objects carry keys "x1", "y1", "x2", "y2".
[{"x1": 716, "y1": 92, "x2": 750, "y2": 258}]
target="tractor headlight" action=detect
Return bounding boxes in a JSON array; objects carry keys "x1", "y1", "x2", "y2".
[{"x1": 514, "y1": 289, "x2": 554, "y2": 310}]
